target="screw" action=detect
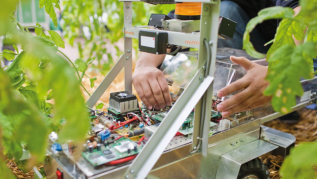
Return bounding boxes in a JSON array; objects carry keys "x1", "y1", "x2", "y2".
[
  {"x1": 209, "y1": 41, "x2": 213, "y2": 45},
  {"x1": 125, "y1": 175, "x2": 129, "y2": 179},
  {"x1": 130, "y1": 170, "x2": 135, "y2": 174}
]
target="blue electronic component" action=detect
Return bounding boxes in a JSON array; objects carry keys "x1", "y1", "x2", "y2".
[
  {"x1": 51, "y1": 143, "x2": 62, "y2": 152},
  {"x1": 98, "y1": 130, "x2": 111, "y2": 142},
  {"x1": 139, "y1": 123, "x2": 144, "y2": 128}
]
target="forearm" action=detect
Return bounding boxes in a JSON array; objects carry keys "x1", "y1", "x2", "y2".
[{"x1": 135, "y1": 52, "x2": 166, "y2": 68}]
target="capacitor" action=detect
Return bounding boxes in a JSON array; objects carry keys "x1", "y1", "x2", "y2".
[
  {"x1": 88, "y1": 146, "x2": 93, "y2": 153},
  {"x1": 97, "y1": 144, "x2": 101, "y2": 151},
  {"x1": 139, "y1": 123, "x2": 144, "y2": 128}
]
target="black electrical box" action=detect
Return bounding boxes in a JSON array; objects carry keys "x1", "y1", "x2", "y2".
[
  {"x1": 139, "y1": 30, "x2": 168, "y2": 54},
  {"x1": 148, "y1": 14, "x2": 171, "y2": 29},
  {"x1": 219, "y1": 17, "x2": 237, "y2": 39}
]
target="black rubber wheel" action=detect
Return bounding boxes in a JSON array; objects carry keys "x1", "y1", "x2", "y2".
[{"x1": 237, "y1": 158, "x2": 269, "y2": 179}]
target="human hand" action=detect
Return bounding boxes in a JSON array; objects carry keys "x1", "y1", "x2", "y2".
[
  {"x1": 133, "y1": 66, "x2": 172, "y2": 110},
  {"x1": 217, "y1": 56, "x2": 271, "y2": 118}
]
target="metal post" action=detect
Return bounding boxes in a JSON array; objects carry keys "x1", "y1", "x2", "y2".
[
  {"x1": 124, "y1": 2, "x2": 133, "y2": 93},
  {"x1": 192, "y1": 1, "x2": 220, "y2": 156}
]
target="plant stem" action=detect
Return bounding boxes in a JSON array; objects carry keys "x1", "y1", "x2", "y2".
[{"x1": 57, "y1": 49, "x2": 91, "y2": 96}]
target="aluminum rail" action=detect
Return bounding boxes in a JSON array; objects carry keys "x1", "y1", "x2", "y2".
[
  {"x1": 86, "y1": 55, "x2": 126, "y2": 108},
  {"x1": 124, "y1": 68, "x2": 214, "y2": 179}
]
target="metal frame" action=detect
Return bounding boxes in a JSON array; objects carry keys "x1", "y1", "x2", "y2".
[{"x1": 75, "y1": 0, "x2": 317, "y2": 178}]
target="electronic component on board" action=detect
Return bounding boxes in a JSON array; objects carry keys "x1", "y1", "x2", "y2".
[{"x1": 108, "y1": 91, "x2": 139, "y2": 120}]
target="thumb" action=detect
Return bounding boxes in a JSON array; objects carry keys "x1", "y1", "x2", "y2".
[{"x1": 230, "y1": 56, "x2": 254, "y2": 71}]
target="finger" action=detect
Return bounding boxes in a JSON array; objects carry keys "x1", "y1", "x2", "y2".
[
  {"x1": 133, "y1": 82, "x2": 151, "y2": 108},
  {"x1": 217, "y1": 77, "x2": 249, "y2": 97},
  {"x1": 221, "y1": 94, "x2": 271, "y2": 118},
  {"x1": 157, "y1": 74, "x2": 172, "y2": 106},
  {"x1": 221, "y1": 94, "x2": 259, "y2": 117},
  {"x1": 230, "y1": 56, "x2": 254, "y2": 71},
  {"x1": 148, "y1": 79, "x2": 166, "y2": 109},
  {"x1": 141, "y1": 81, "x2": 158, "y2": 109},
  {"x1": 217, "y1": 87, "x2": 252, "y2": 112}
]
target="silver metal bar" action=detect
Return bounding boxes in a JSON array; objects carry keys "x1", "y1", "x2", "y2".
[
  {"x1": 192, "y1": 1, "x2": 220, "y2": 156},
  {"x1": 260, "y1": 100, "x2": 314, "y2": 124},
  {"x1": 125, "y1": 69, "x2": 214, "y2": 179},
  {"x1": 124, "y1": 2, "x2": 133, "y2": 93},
  {"x1": 86, "y1": 55, "x2": 125, "y2": 108},
  {"x1": 124, "y1": 27, "x2": 200, "y2": 48}
]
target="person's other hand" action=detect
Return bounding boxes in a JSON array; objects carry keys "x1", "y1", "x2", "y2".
[
  {"x1": 217, "y1": 56, "x2": 271, "y2": 118},
  {"x1": 133, "y1": 66, "x2": 172, "y2": 110}
]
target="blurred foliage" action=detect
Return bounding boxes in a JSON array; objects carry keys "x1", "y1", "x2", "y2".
[
  {"x1": 0, "y1": 0, "x2": 89, "y2": 176},
  {"x1": 61, "y1": 0, "x2": 174, "y2": 87},
  {"x1": 243, "y1": 0, "x2": 317, "y2": 114},
  {"x1": 280, "y1": 141, "x2": 317, "y2": 179},
  {"x1": 243, "y1": 0, "x2": 317, "y2": 178}
]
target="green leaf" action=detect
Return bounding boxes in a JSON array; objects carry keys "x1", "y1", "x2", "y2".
[
  {"x1": 75, "y1": 58, "x2": 88, "y2": 73},
  {"x1": 243, "y1": 6, "x2": 294, "y2": 58},
  {"x1": 0, "y1": 160, "x2": 15, "y2": 179},
  {"x1": 267, "y1": 19, "x2": 295, "y2": 60},
  {"x1": 48, "y1": 30, "x2": 65, "y2": 48},
  {"x1": 90, "y1": 77, "x2": 97, "y2": 88},
  {"x1": 96, "y1": 103, "x2": 104, "y2": 110},
  {"x1": 280, "y1": 141, "x2": 317, "y2": 179},
  {"x1": 40, "y1": 0, "x2": 59, "y2": 26},
  {"x1": 2, "y1": 49, "x2": 17, "y2": 61},
  {"x1": 264, "y1": 43, "x2": 316, "y2": 113}
]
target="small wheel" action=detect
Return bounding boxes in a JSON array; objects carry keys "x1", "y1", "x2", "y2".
[{"x1": 238, "y1": 158, "x2": 269, "y2": 179}]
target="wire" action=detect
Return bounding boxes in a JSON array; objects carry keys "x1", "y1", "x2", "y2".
[
  {"x1": 137, "y1": 136, "x2": 145, "y2": 145},
  {"x1": 106, "y1": 155, "x2": 137, "y2": 165},
  {"x1": 114, "y1": 136, "x2": 124, "y2": 141}
]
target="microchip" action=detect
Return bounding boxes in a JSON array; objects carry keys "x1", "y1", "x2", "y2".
[
  {"x1": 114, "y1": 141, "x2": 135, "y2": 153},
  {"x1": 103, "y1": 149, "x2": 112, "y2": 155},
  {"x1": 105, "y1": 154, "x2": 116, "y2": 159}
]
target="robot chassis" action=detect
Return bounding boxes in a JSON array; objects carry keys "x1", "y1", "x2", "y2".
[{"x1": 46, "y1": 0, "x2": 317, "y2": 179}]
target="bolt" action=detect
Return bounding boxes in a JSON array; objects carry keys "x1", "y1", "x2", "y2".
[
  {"x1": 130, "y1": 170, "x2": 135, "y2": 174},
  {"x1": 126, "y1": 56, "x2": 129, "y2": 60},
  {"x1": 193, "y1": 146, "x2": 197, "y2": 150},
  {"x1": 199, "y1": 76, "x2": 203, "y2": 81},
  {"x1": 202, "y1": 66, "x2": 206, "y2": 70},
  {"x1": 125, "y1": 175, "x2": 129, "y2": 179},
  {"x1": 127, "y1": 50, "x2": 131, "y2": 53},
  {"x1": 209, "y1": 41, "x2": 213, "y2": 45}
]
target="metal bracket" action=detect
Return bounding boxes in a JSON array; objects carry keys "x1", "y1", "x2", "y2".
[
  {"x1": 86, "y1": 55, "x2": 126, "y2": 108},
  {"x1": 125, "y1": 69, "x2": 214, "y2": 179}
]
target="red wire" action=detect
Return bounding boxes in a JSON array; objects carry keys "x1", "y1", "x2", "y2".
[
  {"x1": 112, "y1": 116, "x2": 139, "y2": 130},
  {"x1": 137, "y1": 136, "x2": 145, "y2": 145},
  {"x1": 175, "y1": 132, "x2": 183, "y2": 136},
  {"x1": 106, "y1": 155, "x2": 137, "y2": 165},
  {"x1": 114, "y1": 136, "x2": 124, "y2": 141}
]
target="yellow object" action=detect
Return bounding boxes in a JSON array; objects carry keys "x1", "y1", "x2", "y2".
[{"x1": 175, "y1": 2, "x2": 202, "y2": 16}]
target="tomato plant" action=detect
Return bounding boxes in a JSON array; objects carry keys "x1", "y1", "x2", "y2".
[{"x1": 243, "y1": 0, "x2": 317, "y2": 178}]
